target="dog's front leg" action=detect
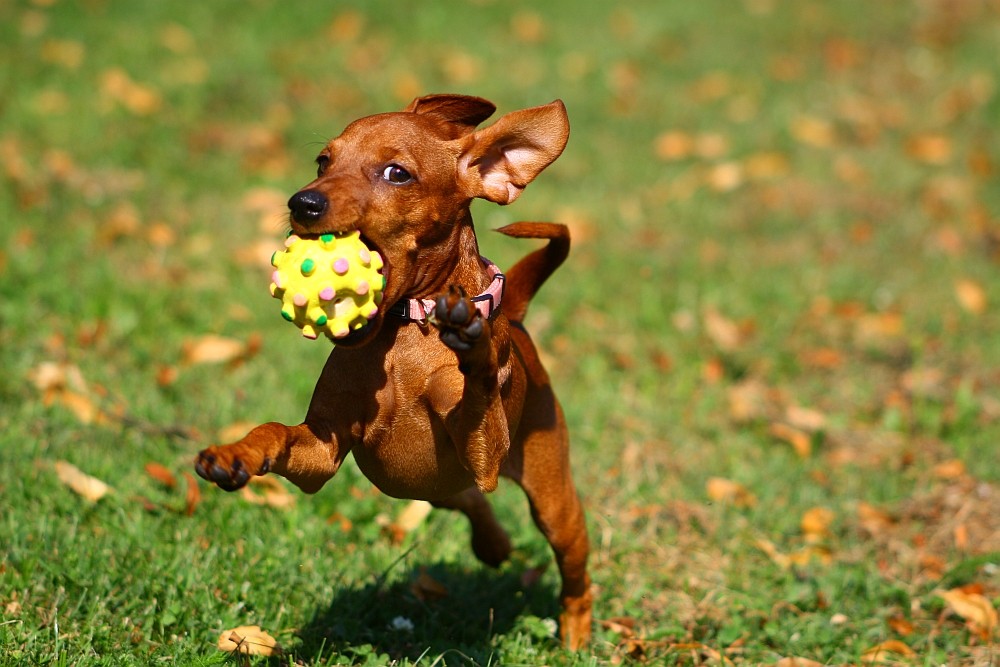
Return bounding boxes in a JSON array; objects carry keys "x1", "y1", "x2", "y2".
[
  {"x1": 432, "y1": 285, "x2": 510, "y2": 493},
  {"x1": 195, "y1": 421, "x2": 343, "y2": 494}
]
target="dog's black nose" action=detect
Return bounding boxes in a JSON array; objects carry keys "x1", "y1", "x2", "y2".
[{"x1": 288, "y1": 189, "x2": 328, "y2": 225}]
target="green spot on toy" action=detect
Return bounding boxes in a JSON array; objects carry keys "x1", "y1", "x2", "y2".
[{"x1": 269, "y1": 231, "x2": 384, "y2": 341}]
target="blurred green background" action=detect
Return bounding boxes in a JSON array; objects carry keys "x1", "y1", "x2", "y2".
[{"x1": 2, "y1": 1, "x2": 999, "y2": 665}]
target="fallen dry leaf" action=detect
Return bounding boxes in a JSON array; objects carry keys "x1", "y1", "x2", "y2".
[
  {"x1": 801, "y1": 507, "x2": 835, "y2": 541},
  {"x1": 703, "y1": 306, "x2": 748, "y2": 352},
  {"x1": 938, "y1": 588, "x2": 998, "y2": 635},
  {"x1": 183, "y1": 471, "x2": 201, "y2": 516},
  {"x1": 326, "y1": 511, "x2": 353, "y2": 533},
  {"x1": 791, "y1": 115, "x2": 836, "y2": 148},
  {"x1": 654, "y1": 130, "x2": 694, "y2": 161},
  {"x1": 784, "y1": 405, "x2": 827, "y2": 433},
  {"x1": 388, "y1": 500, "x2": 432, "y2": 543},
  {"x1": 411, "y1": 569, "x2": 449, "y2": 602},
  {"x1": 757, "y1": 539, "x2": 833, "y2": 569},
  {"x1": 954, "y1": 279, "x2": 987, "y2": 315},
  {"x1": 55, "y1": 390, "x2": 105, "y2": 424},
  {"x1": 769, "y1": 422, "x2": 812, "y2": 458},
  {"x1": 706, "y1": 477, "x2": 757, "y2": 508},
  {"x1": 29, "y1": 361, "x2": 112, "y2": 424},
  {"x1": 216, "y1": 421, "x2": 256, "y2": 444},
  {"x1": 857, "y1": 502, "x2": 895, "y2": 536},
  {"x1": 239, "y1": 476, "x2": 295, "y2": 509},
  {"x1": 744, "y1": 151, "x2": 790, "y2": 181},
  {"x1": 182, "y1": 335, "x2": 249, "y2": 366},
  {"x1": 773, "y1": 658, "x2": 824, "y2": 667},
  {"x1": 217, "y1": 625, "x2": 280, "y2": 656},
  {"x1": 55, "y1": 460, "x2": 112, "y2": 502},
  {"x1": 600, "y1": 616, "x2": 637, "y2": 638},
  {"x1": 933, "y1": 458, "x2": 966, "y2": 480},
  {"x1": 705, "y1": 161, "x2": 744, "y2": 193},
  {"x1": 100, "y1": 67, "x2": 162, "y2": 116},
  {"x1": 861, "y1": 639, "x2": 916, "y2": 663},
  {"x1": 905, "y1": 133, "x2": 952, "y2": 165},
  {"x1": 727, "y1": 378, "x2": 778, "y2": 423},
  {"x1": 144, "y1": 462, "x2": 177, "y2": 488},
  {"x1": 888, "y1": 615, "x2": 915, "y2": 636}
]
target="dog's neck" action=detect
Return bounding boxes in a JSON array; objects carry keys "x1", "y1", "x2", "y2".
[
  {"x1": 388, "y1": 257, "x2": 505, "y2": 323},
  {"x1": 388, "y1": 217, "x2": 504, "y2": 323}
]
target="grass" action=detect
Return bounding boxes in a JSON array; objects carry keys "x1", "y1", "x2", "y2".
[{"x1": 3, "y1": 0, "x2": 1000, "y2": 664}]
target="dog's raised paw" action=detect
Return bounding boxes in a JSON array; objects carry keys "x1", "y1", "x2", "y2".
[
  {"x1": 433, "y1": 285, "x2": 484, "y2": 352},
  {"x1": 195, "y1": 448, "x2": 270, "y2": 491}
]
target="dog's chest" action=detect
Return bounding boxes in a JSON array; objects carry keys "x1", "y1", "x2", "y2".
[{"x1": 348, "y1": 347, "x2": 477, "y2": 499}]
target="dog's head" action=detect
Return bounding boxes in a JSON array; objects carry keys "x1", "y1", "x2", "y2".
[{"x1": 286, "y1": 94, "x2": 569, "y2": 347}]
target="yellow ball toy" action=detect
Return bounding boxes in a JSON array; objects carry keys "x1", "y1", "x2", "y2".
[{"x1": 269, "y1": 231, "x2": 385, "y2": 341}]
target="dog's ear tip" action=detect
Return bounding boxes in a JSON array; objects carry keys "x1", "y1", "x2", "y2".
[{"x1": 403, "y1": 94, "x2": 496, "y2": 131}]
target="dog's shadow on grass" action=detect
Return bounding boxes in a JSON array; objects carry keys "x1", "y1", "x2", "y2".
[{"x1": 294, "y1": 559, "x2": 560, "y2": 665}]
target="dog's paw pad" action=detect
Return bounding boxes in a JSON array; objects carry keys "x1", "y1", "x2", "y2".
[
  {"x1": 433, "y1": 285, "x2": 484, "y2": 351},
  {"x1": 195, "y1": 449, "x2": 256, "y2": 491}
]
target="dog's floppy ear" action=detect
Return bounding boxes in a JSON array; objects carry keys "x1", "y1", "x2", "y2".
[
  {"x1": 403, "y1": 94, "x2": 496, "y2": 133},
  {"x1": 457, "y1": 100, "x2": 569, "y2": 205}
]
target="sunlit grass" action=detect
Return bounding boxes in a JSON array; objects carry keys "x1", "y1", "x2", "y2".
[{"x1": 2, "y1": 1, "x2": 999, "y2": 665}]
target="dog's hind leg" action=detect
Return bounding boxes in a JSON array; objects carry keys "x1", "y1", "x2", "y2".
[
  {"x1": 505, "y1": 396, "x2": 592, "y2": 650},
  {"x1": 431, "y1": 487, "x2": 513, "y2": 568}
]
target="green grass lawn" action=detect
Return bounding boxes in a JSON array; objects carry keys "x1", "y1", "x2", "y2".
[{"x1": 3, "y1": 1, "x2": 1000, "y2": 665}]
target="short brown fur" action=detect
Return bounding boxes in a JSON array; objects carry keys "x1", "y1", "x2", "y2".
[{"x1": 195, "y1": 94, "x2": 591, "y2": 649}]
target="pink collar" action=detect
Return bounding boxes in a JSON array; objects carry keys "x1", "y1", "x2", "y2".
[{"x1": 387, "y1": 257, "x2": 505, "y2": 323}]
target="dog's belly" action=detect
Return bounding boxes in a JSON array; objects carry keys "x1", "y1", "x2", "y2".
[{"x1": 351, "y1": 429, "x2": 476, "y2": 501}]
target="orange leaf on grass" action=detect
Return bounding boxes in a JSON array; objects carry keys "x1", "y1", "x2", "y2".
[
  {"x1": 411, "y1": 569, "x2": 449, "y2": 602},
  {"x1": 181, "y1": 335, "x2": 252, "y2": 366},
  {"x1": 857, "y1": 502, "x2": 895, "y2": 536},
  {"x1": 861, "y1": 639, "x2": 916, "y2": 663},
  {"x1": 784, "y1": 405, "x2": 827, "y2": 433},
  {"x1": 217, "y1": 625, "x2": 280, "y2": 656},
  {"x1": 955, "y1": 279, "x2": 987, "y2": 315},
  {"x1": 600, "y1": 616, "x2": 637, "y2": 638},
  {"x1": 938, "y1": 588, "x2": 998, "y2": 636},
  {"x1": 790, "y1": 115, "x2": 836, "y2": 148},
  {"x1": 801, "y1": 507, "x2": 835, "y2": 541},
  {"x1": 239, "y1": 476, "x2": 295, "y2": 510},
  {"x1": 216, "y1": 421, "x2": 256, "y2": 444},
  {"x1": 706, "y1": 477, "x2": 757, "y2": 508},
  {"x1": 887, "y1": 615, "x2": 915, "y2": 636},
  {"x1": 703, "y1": 306, "x2": 749, "y2": 352},
  {"x1": 933, "y1": 459, "x2": 966, "y2": 480},
  {"x1": 654, "y1": 131, "x2": 693, "y2": 161},
  {"x1": 773, "y1": 658, "x2": 824, "y2": 667},
  {"x1": 55, "y1": 461, "x2": 112, "y2": 502},
  {"x1": 905, "y1": 133, "x2": 952, "y2": 165},
  {"x1": 144, "y1": 462, "x2": 177, "y2": 488},
  {"x1": 385, "y1": 500, "x2": 432, "y2": 544},
  {"x1": 769, "y1": 422, "x2": 812, "y2": 458},
  {"x1": 183, "y1": 472, "x2": 201, "y2": 516}
]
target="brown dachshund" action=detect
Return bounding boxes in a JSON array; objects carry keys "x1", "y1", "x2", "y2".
[{"x1": 195, "y1": 94, "x2": 591, "y2": 649}]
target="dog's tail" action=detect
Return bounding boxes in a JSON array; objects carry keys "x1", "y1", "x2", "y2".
[{"x1": 495, "y1": 222, "x2": 570, "y2": 323}]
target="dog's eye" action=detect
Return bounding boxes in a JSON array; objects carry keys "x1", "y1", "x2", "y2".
[
  {"x1": 315, "y1": 155, "x2": 330, "y2": 177},
  {"x1": 381, "y1": 165, "x2": 412, "y2": 184}
]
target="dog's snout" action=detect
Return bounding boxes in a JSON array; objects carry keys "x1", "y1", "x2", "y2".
[{"x1": 288, "y1": 189, "x2": 328, "y2": 225}]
